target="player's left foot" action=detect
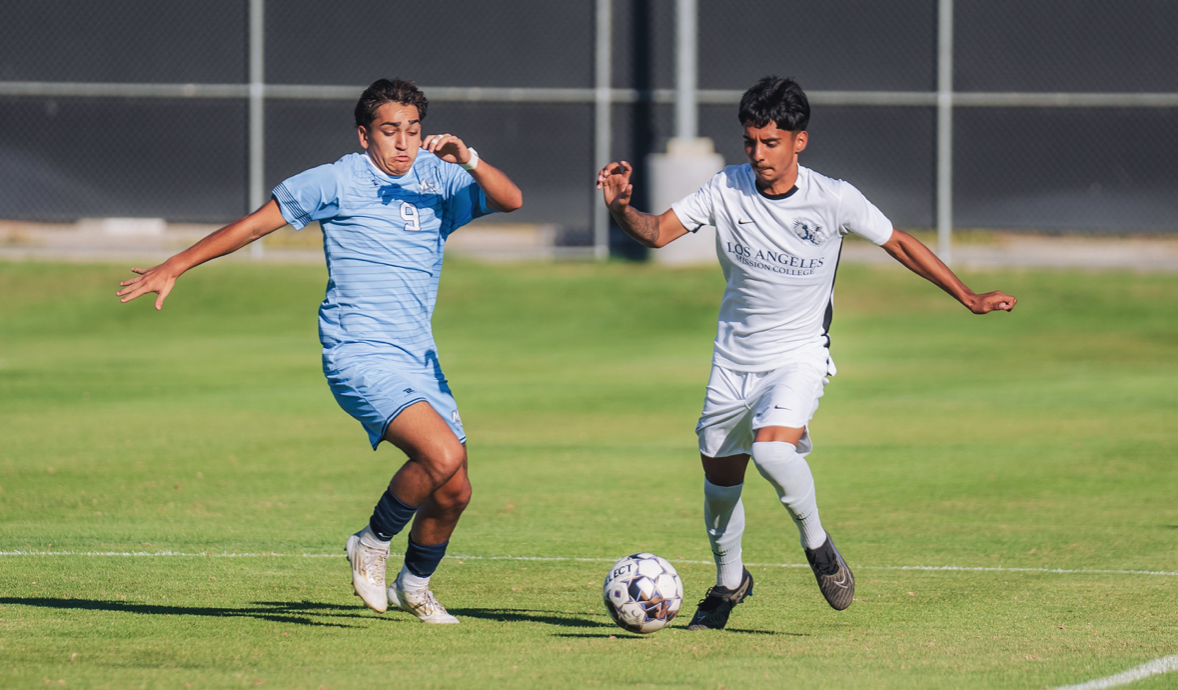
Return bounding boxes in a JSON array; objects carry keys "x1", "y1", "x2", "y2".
[
  {"x1": 805, "y1": 530, "x2": 855, "y2": 610},
  {"x1": 345, "y1": 526, "x2": 390, "y2": 613},
  {"x1": 389, "y1": 580, "x2": 460, "y2": 624},
  {"x1": 686, "y1": 568, "x2": 754, "y2": 630}
]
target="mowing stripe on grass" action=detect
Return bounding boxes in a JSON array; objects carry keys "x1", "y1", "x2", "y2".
[
  {"x1": 1055, "y1": 654, "x2": 1178, "y2": 690},
  {"x1": 2, "y1": 550, "x2": 1175, "y2": 577}
]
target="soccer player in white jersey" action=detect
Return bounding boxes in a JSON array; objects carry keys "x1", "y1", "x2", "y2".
[
  {"x1": 597, "y1": 76, "x2": 1016, "y2": 630},
  {"x1": 118, "y1": 79, "x2": 522, "y2": 624}
]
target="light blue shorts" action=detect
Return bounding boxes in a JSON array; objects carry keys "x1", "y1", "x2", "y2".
[{"x1": 323, "y1": 349, "x2": 465, "y2": 450}]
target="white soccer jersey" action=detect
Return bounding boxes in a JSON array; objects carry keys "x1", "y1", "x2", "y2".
[{"x1": 671, "y1": 164, "x2": 894, "y2": 372}]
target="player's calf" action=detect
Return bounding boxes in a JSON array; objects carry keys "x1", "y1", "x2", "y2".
[
  {"x1": 750, "y1": 441, "x2": 827, "y2": 549},
  {"x1": 702, "y1": 478, "x2": 747, "y2": 590},
  {"x1": 383, "y1": 462, "x2": 469, "y2": 622}
]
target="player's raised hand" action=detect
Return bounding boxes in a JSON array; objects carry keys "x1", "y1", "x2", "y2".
[
  {"x1": 967, "y1": 290, "x2": 1017, "y2": 314},
  {"x1": 422, "y1": 133, "x2": 472, "y2": 166},
  {"x1": 116, "y1": 262, "x2": 179, "y2": 311},
  {"x1": 596, "y1": 161, "x2": 634, "y2": 211}
]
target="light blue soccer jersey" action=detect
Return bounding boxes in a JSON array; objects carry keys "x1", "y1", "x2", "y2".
[{"x1": 272, "y1": 151, "x2": 491, "y2": 374}]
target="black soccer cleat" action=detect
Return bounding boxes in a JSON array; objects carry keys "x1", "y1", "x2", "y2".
[
  {"x1": 805, "y1": 530, "x2": 855, "y2": 610},
  {"x1": 686, "y1": 568, "x2": 754, "y2": 631}
]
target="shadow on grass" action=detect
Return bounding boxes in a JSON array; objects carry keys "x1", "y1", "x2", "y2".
[
  {"x1": 555, "y1": 627, "x2": 800, "y2": 638},
  {"x1": 442, "y1": 607, "x2": 800, "y2": 636},
  {"x1": 0, "y1": 597, "x2": 371, "y2": 628},
  {"x1": 724, "y1": 628, "x2": 805, "y2": 636},
  {"x1": 447, "y1": 607, "x2": 612, "y2": 629},
  {"x1": 251, "y1": 600, "x2": 366, "y2": 614},
  {"x1": 555, "y1": 632, "x2": 650, "y2": 640}
]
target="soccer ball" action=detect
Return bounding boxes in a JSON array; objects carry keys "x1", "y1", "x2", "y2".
[{"x1": 602, "y1": 553, "x2": 684, "y2": 634}]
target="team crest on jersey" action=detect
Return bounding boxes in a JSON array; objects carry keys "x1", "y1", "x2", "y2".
[
  {"x1": 791, "y1": 218, "x2": 827, "y2": 245},
  {"x1": 418, "y1": 180, "x2": 439, "y2": 194}
]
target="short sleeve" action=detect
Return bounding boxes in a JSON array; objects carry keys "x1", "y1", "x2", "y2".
[
  {"x1": 670, "y1": 174, "x2": 720, "y2": 233},
  {"x1": 271, "y1": 163, "x2": 343, "y2": 230},
  {"x1": 440, "y1": 164, "x2": 494, "y2": 238},
  {"x1": 837, "y1": 180, "x2": 894, "y2": 246}
]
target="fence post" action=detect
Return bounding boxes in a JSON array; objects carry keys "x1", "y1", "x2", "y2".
[
  {"x1": 675, "y1": 0, "x2": 697, "y2": 140},
  {"x1": 249, "y1": 0, "x2": 266, "y2": 259},
  {"x1": 936, "y1": 0, "x2": 954, "y2": 263},
  {"x1": 593, "y1": 0, "x2": 612, "y2": 260},
  {"x1": 650, "y1": 0, "x2": 723, "y2": 265}
]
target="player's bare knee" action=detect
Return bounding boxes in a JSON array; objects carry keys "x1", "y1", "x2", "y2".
[
  {"x1": 434, "y1": 480, "x2": 472, "y2": 514},
  {"x1": 701, "y1": 453, "x2": 749, "y2": 487},
  {"x1": 452, "y1": 476, "x2": 473, "y2": 510},
  {"x1": 421, "y1": 444, "x2": 466, "y2": 487}
]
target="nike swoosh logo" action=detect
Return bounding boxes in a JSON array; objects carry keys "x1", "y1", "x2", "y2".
[
  {"x1": 737, "y1": 218, "x2": 755, "y2": 224},
  {"x1": 773, "y1": 405, "x2": 791, "y2": 410}
]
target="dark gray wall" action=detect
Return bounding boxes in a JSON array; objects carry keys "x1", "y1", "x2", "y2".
[{"x1": 1, "y1": 0, "x2": 1175, "y2": 237}]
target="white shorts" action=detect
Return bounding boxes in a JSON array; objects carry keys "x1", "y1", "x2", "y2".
[{"x1": 696, "y1": 358, "x2": 830, "y2": 459}]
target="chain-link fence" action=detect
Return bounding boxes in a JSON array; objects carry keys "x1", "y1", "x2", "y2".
[
  {"x1": 2, "y1": 0, "x2": 1176, "y2": 258},
  {"x1": 952, "y1": 0, "x2": 1178, "y2": 234}
]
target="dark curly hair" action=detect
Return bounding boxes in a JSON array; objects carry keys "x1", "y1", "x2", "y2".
[
  {"x1": 354, "y1": 78, "x2": 429, "y2": 129},
  {"x1": 738, "y1": 76, "x2": 809, "y2": 132}
]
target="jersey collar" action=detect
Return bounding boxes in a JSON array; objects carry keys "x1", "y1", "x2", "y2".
[
  {"x1": 757, "y1": 184, "x2": 799, "y2": 201},
  {"x1": 751, "y1": 164, "x2": 806, "y2": 201}
]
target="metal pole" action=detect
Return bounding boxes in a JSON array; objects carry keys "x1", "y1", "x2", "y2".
[
  {"x1": 675, "y1": 0, "x2": 697, "y2": 140},
  {"x1": 936, "y1": 0, "x2": 954, "y2": 263},
  {"x1": 593, "y1": 0, "x2": 612, "y2": 260},
  {"x1": 249, "y1": 0, "x2": 265, "y2": 259}
]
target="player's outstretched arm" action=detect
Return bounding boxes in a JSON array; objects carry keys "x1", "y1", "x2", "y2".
[
  {"x1": 116, "y1": 199, "x2": 288, "y2": 310},
  {"x1": 880, "y1": 229, "x2": 1017, "y2": 314},
  {"x1": 595, "y1": 161, "x2": 690, "y2": 248},
  {"x1": 421, "y1": 133, "x2": 522, "y2": 212}
]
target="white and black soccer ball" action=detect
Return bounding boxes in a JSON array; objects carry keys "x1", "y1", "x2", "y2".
[{"x1": 602, "y1": 553, "x2": 684, "y2": 634}]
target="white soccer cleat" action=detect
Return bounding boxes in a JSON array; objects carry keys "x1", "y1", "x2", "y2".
[
  {"x1": 345, "y1": 526, "x2": 389, "y2": 613},
  {"x1": 389, "y1": 581, "x2": 460, "y2": 624}
]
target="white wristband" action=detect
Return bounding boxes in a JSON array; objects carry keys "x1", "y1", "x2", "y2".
[{"x1": 460, "y1": 147, "x2": 479, "y2": 171}]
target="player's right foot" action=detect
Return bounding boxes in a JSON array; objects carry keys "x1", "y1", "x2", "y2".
[
  {"x1": 805, "y1": 530, "x2": 855, "y2": 610},
  {"x1": 389, "y1": 580, "x2": 460, "y2": 624},
  {"x1": 686, "y1": 568, "x2": 753, "y2": 631},
  {"x1": 345, "y1": 526, "x2": 389, "y2": 613}
]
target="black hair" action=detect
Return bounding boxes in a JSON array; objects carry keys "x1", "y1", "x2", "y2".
[
  {"x1": 738, "y1": 75, "x2": 810, "y2": 132},
  {"x1": 354, "y1": 78, "x2": 428, "y2": 129}
]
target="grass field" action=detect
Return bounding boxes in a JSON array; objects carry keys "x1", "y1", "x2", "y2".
[{"x1": 1, "y1": 258, "x2": 1176, "y2": 689}]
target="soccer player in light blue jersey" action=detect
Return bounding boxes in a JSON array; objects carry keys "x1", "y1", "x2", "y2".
[{"x1": 118, "y1": 79, "x2": 522, "y2": 623}]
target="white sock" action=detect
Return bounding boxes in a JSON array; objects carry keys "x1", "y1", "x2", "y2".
[
  {"x1": 751, "y1": 441, "x2": 827, "y2": 550},
  {"x1": 396, "y1": 564, "x2": 430, "y2": 592},
  {"x1": 359, "y1": 524, "x2": 390, "y2": 549},
  {"x1": 703, "y1": 479, "x2": 746, "y2": 589}
]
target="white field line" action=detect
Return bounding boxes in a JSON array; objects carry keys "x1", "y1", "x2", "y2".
[
  {"x1": 0, "y1": 550, "x2": 1175, "y2": 577},
  {"x1": 1055, "y1": 655, "x2": 1178, "y2": 690}
]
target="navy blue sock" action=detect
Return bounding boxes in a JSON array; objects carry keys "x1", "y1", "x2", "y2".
[
  {"x1": 404, "y1": 538, "x2": 449, "y2": 577},
  {"x1": 369, "y1": 491, "x2": 418, "y2": 541}
]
